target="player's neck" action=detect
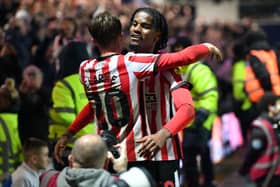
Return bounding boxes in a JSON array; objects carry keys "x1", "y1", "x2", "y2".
[
  {"x1": 129, "y1": 45, "x2": 154, "y2": 53},
  {"x1": 96, "y1": 35, "x2": 122, "y2": 57},
  {"x1": 101, "y1": 51, "x2": 119, "y2": 57},
  {"x1": 100, "y1": 46, "x2": 121, "y2": 57}
]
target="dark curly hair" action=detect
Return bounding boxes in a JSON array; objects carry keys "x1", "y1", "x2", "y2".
[{"x1": 129, "y1": 7, "x2": 168, "y2": 53}]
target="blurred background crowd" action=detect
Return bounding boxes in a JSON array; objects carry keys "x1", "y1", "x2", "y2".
[{"x1": 1, "y1": 0, "x2": 280, "y2": 107}]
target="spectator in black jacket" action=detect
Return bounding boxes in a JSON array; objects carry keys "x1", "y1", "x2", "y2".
[{"x1": 18, "y1": 65, "x2": 51, "y2": 145}]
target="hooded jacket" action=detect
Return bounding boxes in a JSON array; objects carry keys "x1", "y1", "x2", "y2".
[{"x1": 40, "y1": 167, "x2": 117, "y2": 187}]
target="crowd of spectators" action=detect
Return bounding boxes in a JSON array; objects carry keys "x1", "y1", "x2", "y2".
[{"x1": 0, "y1": 0, "x2": 264, "y2": 110}]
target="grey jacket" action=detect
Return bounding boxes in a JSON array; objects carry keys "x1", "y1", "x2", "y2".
[{"x1": 41, "y1": 167, "x2": 117, "y2": 187}]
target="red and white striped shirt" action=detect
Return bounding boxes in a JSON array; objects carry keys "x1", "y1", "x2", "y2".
[
  {"x1": 80, "y1": 53, "x2": 161, "y2": 161},
  {"x1": 143, "y1": 70, "x2": 188, "y2": 160},
  {"x1": 70, "y1": 44, "x2": 209, "y2": 161}
]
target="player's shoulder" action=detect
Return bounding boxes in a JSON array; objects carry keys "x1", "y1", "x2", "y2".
[
  {"x1": 80, "y1": 58, "x2": 94, "y2": 65},
  {"x1": 125, "y1": 51, "x2": 159, "y2": 57},
  {"x1": 125, "y1": 52, "x2": 159, "y2": 64},
  {"x1": 79, "y1": 59, "x2": 95, "y2": 74}
]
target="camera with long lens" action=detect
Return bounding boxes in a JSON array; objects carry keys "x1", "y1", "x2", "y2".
[{"x1": 100, "y1": 130, "x2": 120, "y2": 158}]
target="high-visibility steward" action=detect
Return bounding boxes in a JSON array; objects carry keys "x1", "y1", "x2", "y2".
[
  {"x1": 245, "y1": 50, "x2": 280, "y2": 103},
  {"x1": 179, "y1": 62, "x2": 218, "y2": 130},
  {"x1": 179, "y1": 62, "x2": 219, "y2": 187},
  {"x1": 49, "y1": 74, "x2": 96, "y2": 144},
  {"x1": 232, "y1": 59, "x2": 253, "y2": 111},
  {"x1": 0, "y1": 113, "x2": 22, "y2": 180},
  {"x1": 250, "y1": 118, "x2": 280, "y2": 180}
]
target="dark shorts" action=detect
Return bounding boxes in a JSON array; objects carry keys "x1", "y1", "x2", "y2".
[{"x1": 128, "y1": 160, "x2": 179, "y2": 187}]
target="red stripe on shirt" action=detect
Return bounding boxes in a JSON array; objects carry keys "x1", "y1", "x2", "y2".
[
  {"x1": 103, "y1": 58, "x2": 112, "y2": 90},
  {"x1": 160, "y1": 76, "x2": 169, "y2": 160},
  {"x1": 117, "y1": 55, "x2": 136, "y2": 160}
]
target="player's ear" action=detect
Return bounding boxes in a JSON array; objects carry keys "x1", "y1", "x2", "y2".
[{"x1": 153, "y1": 32, "x2": 161, "y2": 43}]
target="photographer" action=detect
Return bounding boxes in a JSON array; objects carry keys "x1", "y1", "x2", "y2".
[
  {"x1": 40, "y1": 134, "x2": 127, "y2": 187},
  {"x1": 40, "y1": 134, "x2": 155, "y2": 187},
  {"x1": 238, "y1": 92, "x2": 280, "y2": 187}
]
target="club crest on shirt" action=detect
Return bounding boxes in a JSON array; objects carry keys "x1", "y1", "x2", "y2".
[{"x1": 145, "y1": 93, "x2": 157, "y2": 103}]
